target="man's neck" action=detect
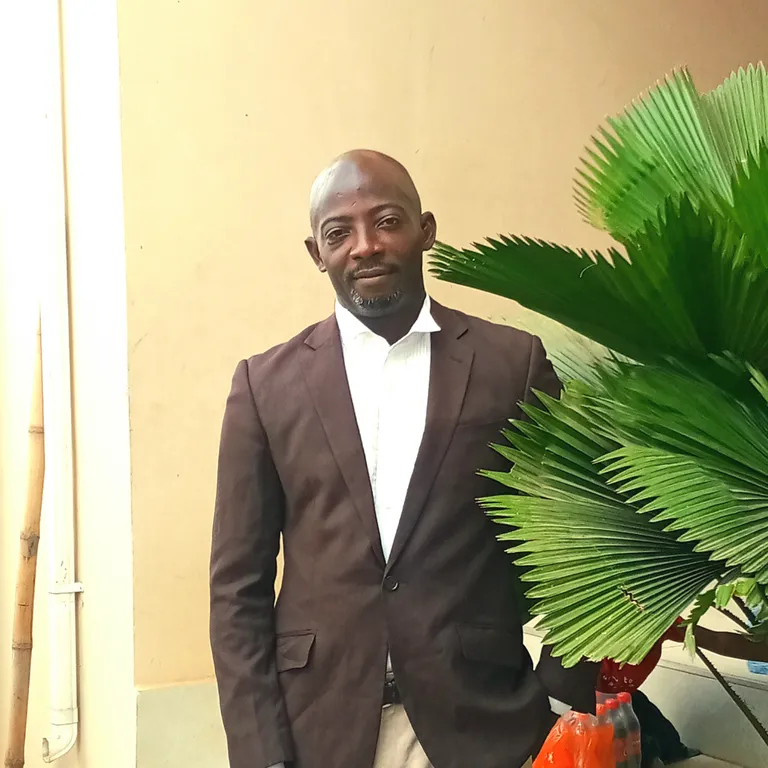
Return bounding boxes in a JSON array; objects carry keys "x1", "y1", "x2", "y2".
[{"x1": 357, "y1": 293, "x2": 425, "y2": 346}]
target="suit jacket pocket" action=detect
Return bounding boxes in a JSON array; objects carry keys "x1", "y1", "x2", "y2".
[
  {"x1": 275, "y1": 630, "x2": 315, "y2": 672},
  {"x1": 457, "y1": 624, "x2": 522, "y2": 669}
]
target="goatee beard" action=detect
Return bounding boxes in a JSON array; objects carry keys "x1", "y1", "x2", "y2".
[{"x1": 348, "y1": 288, "x2": 404, "y2": 317}]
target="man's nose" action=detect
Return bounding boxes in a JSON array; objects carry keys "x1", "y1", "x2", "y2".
[{"x1": 350, "y1": 226, "x2": 380, "y2": 259}]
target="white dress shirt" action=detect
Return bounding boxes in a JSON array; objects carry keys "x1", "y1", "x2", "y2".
[
  {"x1": 335, "y1": 295, "x2": 440, "y2": 561},
  {"x1": 268, "y1": 298, "x2": 440, "y2": 768}
]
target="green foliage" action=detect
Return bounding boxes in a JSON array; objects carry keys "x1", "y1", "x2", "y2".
[
  {"x1": 431, "y1": 197, "x2": 768, "y2": 373},
  {"x1": 430, "y1": 63, "x2": 768, "y2": 667},
  {"x1": 685, "y1": 589, "x2": 717, "y2": 657},
  {"x1": 574, "y1": 64, "x2": 768, "y2": 244},
  {"x1": 484, "y1": 381, "x2": 723, "y2": 667}
]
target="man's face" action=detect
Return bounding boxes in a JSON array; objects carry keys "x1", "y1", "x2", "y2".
[{"x1": 305, "y1": 160, "x2": 436, "y2": 318}]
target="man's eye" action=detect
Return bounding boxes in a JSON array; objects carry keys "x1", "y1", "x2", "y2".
[
  {"x1": 378, "y1": 216, "x2": 400, "y2": 229},
  {"x1": 325, "y1": 229, "x2": 346, "y2": 242}
]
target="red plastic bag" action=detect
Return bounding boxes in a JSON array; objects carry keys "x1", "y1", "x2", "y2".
[
  {"x1": 533, "y1": 711, "x2": 614, "y2": 768},
  {"x1": 598, "y1": 618, "x2": 685, "y2": 693}
]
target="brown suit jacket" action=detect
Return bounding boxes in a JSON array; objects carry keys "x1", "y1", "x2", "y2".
[{"x1": 210, "y1": 302, "x2": 597, "y2": 768}]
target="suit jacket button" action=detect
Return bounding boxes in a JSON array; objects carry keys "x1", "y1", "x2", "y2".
[{"x1": 383, "y1": 576, "x2": 399, "y2": 592}]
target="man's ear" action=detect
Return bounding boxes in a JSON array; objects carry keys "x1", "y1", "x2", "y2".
[
  {"x1": 420, "y1": 212, "x2": 437, "y2": 251},
  {"x1": 305, "y1": 236, "x2": 326, "y2": 272}
]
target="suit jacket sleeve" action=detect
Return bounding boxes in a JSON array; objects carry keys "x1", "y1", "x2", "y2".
[
  {"x1": 210, "y1": 359, "x2": 294, "y2": 768},
  {"x1": 521, "y1": 335, "x2": 601, "y2": 714}
]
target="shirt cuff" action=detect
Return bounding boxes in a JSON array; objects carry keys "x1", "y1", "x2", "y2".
[{"x1": 548, "y1": 696, "x2": 571, "y2": 716}]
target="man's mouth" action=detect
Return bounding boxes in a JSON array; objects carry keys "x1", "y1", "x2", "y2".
[{"x1": 353, "y1": 267, "x2": 395, "y2": 281}]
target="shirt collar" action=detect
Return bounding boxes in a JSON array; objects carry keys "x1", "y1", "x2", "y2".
[{"x1": 335, "y1": 295, "x2": 441, "y2": 344}]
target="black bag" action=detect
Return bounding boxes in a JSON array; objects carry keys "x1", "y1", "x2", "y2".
[{"x1": 632, "y1": 690, "x2": 700, "y2": 766}]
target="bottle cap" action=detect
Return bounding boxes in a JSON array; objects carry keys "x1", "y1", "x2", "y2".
[
  {"x1": 606, "y1": 698, "x2": 619, "y2": 710},
  {"x1": 617, "y1": 691, "x2": 632, "y2": 704}
]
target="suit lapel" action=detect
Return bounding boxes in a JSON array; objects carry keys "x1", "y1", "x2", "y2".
[
  {"x1": 299, "y1": 317, "x2": 386, "y2": 567},
  {"x1": 386, "y1": 304, "x2": 473, "y2": 572}
]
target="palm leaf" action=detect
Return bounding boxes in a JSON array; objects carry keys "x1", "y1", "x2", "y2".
[
  {"x1": 430, "y1": 195, "x2": 768, "y2": 371},
  {"x1": 584, "y1": 363, "x2": 768, "y2": 582},
  {"x1": 577, "y1": 64, "x2": 768, "y2": 242},
  {"x1": 544, "y1": 336, "x2": 614, "y2": 388},
  {"x1": 484, "y1": 385, "x2": 723, "y2": 666},
  {"x1": 489, "y1": 496, "x2": 721, "y2": 667},
  {"x1": 590, "y1": 361, "x2": 768, "y2": 476},
  {"x1": 605, "y1": 447, "x2": 768, "y2": 583},
  {"x1": 575, "y1": 67, "x2": 730, "y2": 239},
  {"x1": 430, "y1": 236, "x2": 646, "y2": 356},
  {"x1": 729, "y1": 142, "x2": 768, "y2": 268},
  {"x1": 702, "y1": 64, "x2": 768, "y2": 186}
]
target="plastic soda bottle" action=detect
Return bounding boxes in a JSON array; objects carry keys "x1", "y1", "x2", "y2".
[{"x1": 617, "y1": 692, "x2": 641, "y2": 768}]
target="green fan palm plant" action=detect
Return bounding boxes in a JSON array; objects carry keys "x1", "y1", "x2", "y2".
[{"x1": 430, "y1": 64, "x2": 768, "y2": 738}]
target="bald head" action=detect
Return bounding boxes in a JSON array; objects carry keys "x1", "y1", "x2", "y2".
[
  {"x1": 304, "y1": 149, "x2": 436, "y2": 331},
  {"x1": 309, "y1": 149, "x2": 422, "y2": 232}
]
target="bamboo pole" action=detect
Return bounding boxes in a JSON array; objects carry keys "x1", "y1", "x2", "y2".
[{"x1": 5, "y1": 315, "x2": 45, "y2": 768}]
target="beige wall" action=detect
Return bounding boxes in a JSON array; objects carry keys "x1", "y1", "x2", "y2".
[{"x1": 116, "y1": 0, "x2": 768, "y2": 689}]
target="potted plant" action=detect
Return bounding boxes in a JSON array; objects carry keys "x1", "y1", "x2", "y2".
[{"x1": 430, "y1": 64, "x2": 768, "y2": 744}]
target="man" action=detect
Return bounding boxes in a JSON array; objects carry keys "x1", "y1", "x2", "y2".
[{"x1": 210, "y1": 150, "x2": 597, "y2": 768}]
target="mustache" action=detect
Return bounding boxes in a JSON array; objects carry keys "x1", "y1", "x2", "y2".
[{"x1": 349, "y1": 262, "x2": 397, "y2": 279}]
